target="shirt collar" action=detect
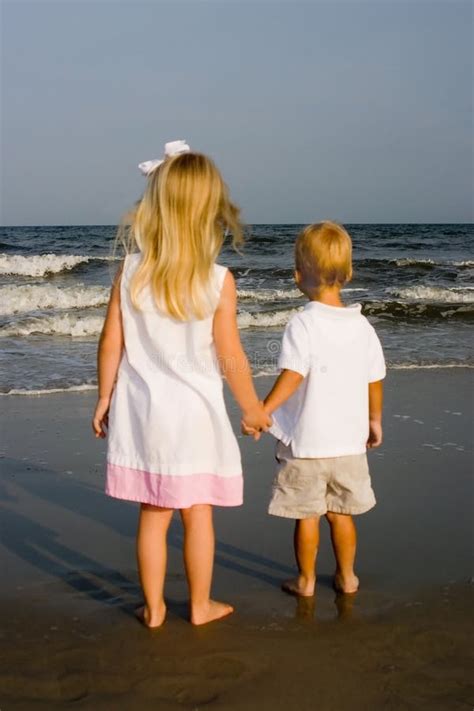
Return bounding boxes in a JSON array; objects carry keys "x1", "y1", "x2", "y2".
[{"x1": 304, "y1": 300, "x2": 362, "y2": 317}]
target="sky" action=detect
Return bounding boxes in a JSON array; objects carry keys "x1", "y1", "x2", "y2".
[{"x1": 1, "y1": 0, "x2": 472, "y2": 225}]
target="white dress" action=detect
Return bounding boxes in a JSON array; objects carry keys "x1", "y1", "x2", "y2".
[{"x1": 106, "y1": 252, "x2": 243, "y2": 508}]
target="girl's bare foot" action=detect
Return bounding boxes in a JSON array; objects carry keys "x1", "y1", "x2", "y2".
[
  {"x1": 281, "y1": 575, "x2": 315, "y2": 597},
  {"x1": 135, "y1": 603, "x2": 166, "y2": 629},
  {"x1": 333, "y1": 573, "x2": 359, "y2": 594},
  {"x1": 190, "y1": 599, "x2": 234, "y2": 626}
]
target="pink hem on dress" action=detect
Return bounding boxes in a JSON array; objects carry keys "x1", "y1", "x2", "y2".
[{"x1": 106, "y1": 462, "x2": 243, "y2": 508}]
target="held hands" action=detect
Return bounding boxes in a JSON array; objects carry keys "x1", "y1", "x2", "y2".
[
  {"x1": 92, "y1": 397, "x2": 111, "y2": 439},
  {"x1": 240, "y1": 401, "x2": 272, "y2": 441},
  {"x1": 367, "y1": 419, "x2": 383, "y2": 448}
]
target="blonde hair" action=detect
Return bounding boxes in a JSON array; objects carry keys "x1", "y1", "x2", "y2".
[
  {"x1": 116, "y1": 152, "x2": 243, "y2": 320},
  {"x1": 295, "y1": 221, "x2": 352, "y2": 291}
]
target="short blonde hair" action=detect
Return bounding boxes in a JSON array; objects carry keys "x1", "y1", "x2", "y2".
[
  {"x1": 116, "y1": 152, "x2": 243, "y2": 321},
  {"x1": 295, "y1": 221, "x2": 352, "y2": 290}
]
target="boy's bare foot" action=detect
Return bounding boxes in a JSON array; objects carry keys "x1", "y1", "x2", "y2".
[
  {"x1": 281, "y1": 575, "x2": 315, "y2": 597},
  {"x1": 333, "y1": 573, "x2": 359, "y2": 594},
  {"x1": 190, "y1": 599, "x2": 234, "y2": 626},
  {"x1": 135, "y1": 603, "x2": 166, "y2": 629}
]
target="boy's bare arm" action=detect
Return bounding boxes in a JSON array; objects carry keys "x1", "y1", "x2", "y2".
[
  {"x1": 264, "y1": 369, "x2": 304, "y2": 414},
  {"x1": 241, "y1": 369, "x2": 303, "y2": 436},
  {"x1": 367, "y1": 380, "x2": 384, "y2": 448}
]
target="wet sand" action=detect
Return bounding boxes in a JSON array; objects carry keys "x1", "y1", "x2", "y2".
[{"x1": 0, "y1": 370, "x2": 473, "y2": 709}]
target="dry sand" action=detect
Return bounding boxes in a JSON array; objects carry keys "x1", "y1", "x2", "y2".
[{"x1": 0, "y1": 369, "x2": 472, "y2": 710}]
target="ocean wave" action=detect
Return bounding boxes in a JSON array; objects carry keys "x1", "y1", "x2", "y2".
[
  {"x1": 237, "y1": 308, "x2": 300, "y2": 329},
  {"x1": 237, "y1": 288, "x2": 302, "y2": 302},
  {"x1": 389, "y1": 363, "x2": 474, "y2": 370},
  {"x1": 0, "y1": 383, "x2": 98, "y2": 396},
  {"x1": 237, "y1": 258, "x2": 473, "y2": 282},
  {"x1": 0, "y1": 314, "x2": 104, "y2": 338},
  {"x1": 363, "y1": 301, "x2": 474, "y2": 320},
  {"x1": 390, "y1": 286, "x2": 474, "y2": 303},
  {"x1": 0, "y1": 241, "x2": 29, "y2": 251},
  {"x1": 3, "y1": 296, "x2": 471, "y2": 339},
  {"x1": 0, "y1": 284, "x2": 109, "y2": 316},
  {"x1": 392, "y1": 258, "x2": 437, "y2": 267},
  {"x1": 238, "y1": 299, "x2": 474, "y2": 328},
  {"x1": 237, "y1": 287, "x2": 366, "y2": 303},
  {"x1": 2, "y1": 362, "x2": 472, "y2": 395},
  {"x1": 394, "y1": 258, "x2": 473, "y2": 269},
  {"x1": 0, "y1": 253, "x2": 119, "y2": 277},
  {"x1": 354, "y1": 257, "x2": 474, "y2": 270},
  {"x1": 255, "y1": 362, "x2": 474, "y2": 376}
]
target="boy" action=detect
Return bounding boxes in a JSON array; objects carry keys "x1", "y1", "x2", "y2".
[{"x1": 247, "y1": 222, "x2": 385, "y2": 596}]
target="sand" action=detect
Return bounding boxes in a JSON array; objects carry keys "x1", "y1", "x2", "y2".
[{"x1": 0, "y1": 369, "x2": 473, "y2": 710}]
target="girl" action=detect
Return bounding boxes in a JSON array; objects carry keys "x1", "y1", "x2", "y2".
[{"x1": 92, "y1": 140, "x2": 270, "y2": 627}]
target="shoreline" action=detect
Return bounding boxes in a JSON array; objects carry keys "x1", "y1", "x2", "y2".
[{"x1": 1, "y1": 363, "x2": 473, "y2": 397}]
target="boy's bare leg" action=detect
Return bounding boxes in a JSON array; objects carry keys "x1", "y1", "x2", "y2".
[
  {"x1": 136, "y1": 504, "x2": 174, "y2": 628},
  {"x1": 180, "y1": 504, "x2": 234, "y2": 625},
  {"x1": 282, "y1": 517, "x2": 319, "y2": 597},
  {"x1": 326, "y1": 511, "x2": 359, "y2": 593}
]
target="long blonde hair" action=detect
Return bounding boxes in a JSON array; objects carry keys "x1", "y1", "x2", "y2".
[{"x1": 116, "y1": 152, "x2": 243, "y2": 320}]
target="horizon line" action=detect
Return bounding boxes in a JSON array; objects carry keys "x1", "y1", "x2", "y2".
[{"x1": 1, "y1": 221, "x2": 473, "y2": 229}]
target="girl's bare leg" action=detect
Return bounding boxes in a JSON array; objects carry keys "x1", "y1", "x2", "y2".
[
  {"x1": 180, "y1": 504, "x2": 233, "y2": 625},
  {"x1": 282, "y1": 517, "x2": 319, "y2": 597},
  {"x1": 326, "y1": 511, "x2": 359, "y2": 593},
  {"x1": 136, "y1": 503, "x2": 174, "y2": 628}
]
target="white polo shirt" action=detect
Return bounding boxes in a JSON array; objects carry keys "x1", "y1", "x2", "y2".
[{"x1": 269, "y1": 301, "x2": 386, "y2": 458}]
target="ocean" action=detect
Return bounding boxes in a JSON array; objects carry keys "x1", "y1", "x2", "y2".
[{"x1": 0, "y1": 224, "x2": 472, "y2": 394}]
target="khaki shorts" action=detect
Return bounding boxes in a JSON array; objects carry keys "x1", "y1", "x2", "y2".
[{"x1": 268, "y1": 441, "x2": 376, "y2": 519}]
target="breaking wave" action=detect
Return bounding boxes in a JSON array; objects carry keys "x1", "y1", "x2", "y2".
[
  {"x1": 389, "y1": 286, "x2": 474, "y2": 303},
  {"x1": 237, "y1": 308, "x2": 300, "y2": 329},
  {"x1": 362, "y1": 301, "x2": 473, "y2": 320},
  {"x1": 0, "y1": 284, "x2": 109, "y2": 316},
  {"x1": 0, "y1": 314, "x2": 104, "y2": 338},
  {"x1": 0, "y1": 253, "x2": 118, "y2": 277}
]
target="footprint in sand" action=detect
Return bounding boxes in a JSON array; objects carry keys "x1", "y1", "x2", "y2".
[{"x1": 134, "y1": 652, "x2": 262, "y2": 704}]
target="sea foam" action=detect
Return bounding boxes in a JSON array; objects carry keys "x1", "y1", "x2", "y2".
[
  {"x1": 237, "y1": 288, "x2": 302, "y2": 302},
  {"x1": 0, "y1": 284, "x2": 109, "y2": 316},
  {"x1": 1, "y1": 314, "x2": 104, "y2": 338},
  {"x1": 0, "y1": 253, "x2": 118, "y2": 277},
  {"x1": 237, "y1": 287, "x2": 366, "y2": 302},
  {"x1": 237, "y1": 308, "x2": 300, "y2": 329},
  {"x1": 0, "y1": 383, "x2": 98, "y2": 396},
  {"x1": 390, "y1": 286, "x2": 474, "y2": 303}
]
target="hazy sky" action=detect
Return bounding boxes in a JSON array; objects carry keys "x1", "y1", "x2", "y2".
[{"x1": 1, "y1": 0, "x2": 472, "y2": 225}]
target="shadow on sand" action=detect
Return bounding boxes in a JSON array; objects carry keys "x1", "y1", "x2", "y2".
[{"x1": 1, "y1": 458, "x2": 336, "y2": 622}]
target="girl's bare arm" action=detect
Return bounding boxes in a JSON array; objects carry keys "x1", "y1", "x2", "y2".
[
  {"x1": 213, "y1": 270, "x2": 271, "y2": 434},
  {"x1": 92, "y1": 265, "x2": 124, "y2": 437}
]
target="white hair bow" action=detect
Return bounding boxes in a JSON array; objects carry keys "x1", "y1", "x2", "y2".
[{"x1": 138, "y1": 140, "x2": 191, "y2": 176}]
